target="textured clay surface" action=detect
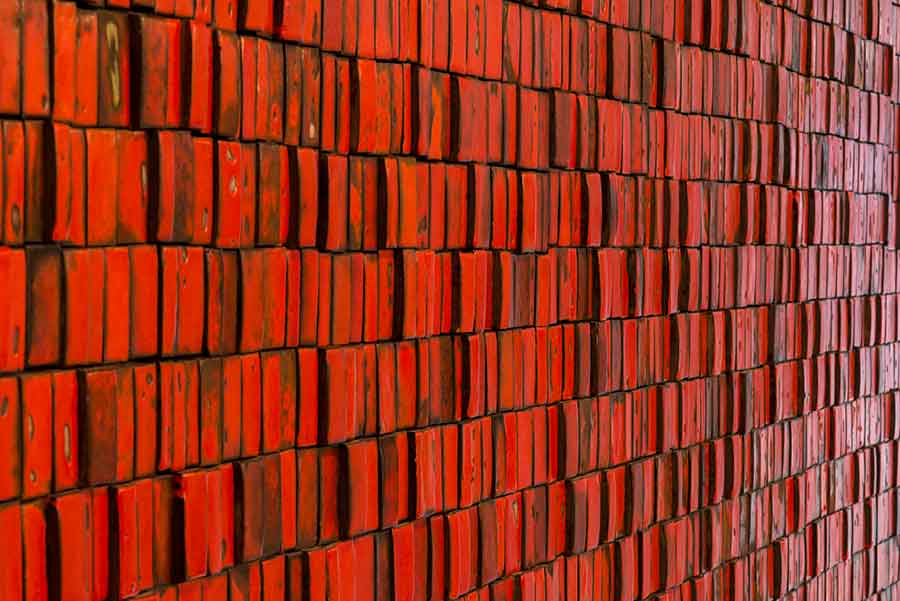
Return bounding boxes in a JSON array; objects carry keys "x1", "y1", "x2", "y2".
[{"x1": 1, "y1": 0, "x2": 900, "y2": 600}]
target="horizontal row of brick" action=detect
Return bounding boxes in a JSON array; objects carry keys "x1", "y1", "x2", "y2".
[
  {"x1": 2, "y1": 455, "x2": 900, "y2": 600},
  {"x1": 8, "y1": 538, "x2": 900, "y2": 601},
  {"x1": 1, "y1": 343, "x2": 898, "y2": 499},
  {"x1": 3, "y1": 0, "x2": 898, "y2": 124},
  {"x1": 2, "y1": 6, "x2": 898, "y2": 165},
  {"x1": 5, "y1": 243, "x2": 900, "y2": 368},
  {"x1": 2, "y1": 121, "x2": 897, "y2": 249},
  {"x1": 15, "y1": 0, "x2": 897, "y2": 48},
  {"x1": 4, "y1": 43, "x2": 898, "y2": 170}
]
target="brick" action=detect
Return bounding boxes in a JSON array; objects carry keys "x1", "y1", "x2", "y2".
[
  {"x1": 344, "y1": 438, "x2": 380, "y2": 537},
  {"x1": 158, "y1": 361, "x2": 200, "y2": 472},
  {"x1": 136, "y1": 16, "x2": 168, "y2": 128},
  {"x1": 18, "y1": 374, "x2": 51, "y2": 499},
  {"x1": 215, "y1": 30, "x2": 241, "y2": 136},
  {"x1": 22, "y1": 120, "x2": 49, "y2": 242},
  {"x1": 321, "y1": 54, "x2": 351, "y2": 153},
  {"x1": 160, "y1": 246, "x2": 205, "y2": 356},
  {"x1": 0, "y1": 2, "x2": 23, "y2": 114},
  {"x1": 0, "y1": 249, "x2": 25, "y2": 373},
  {"x1": 164, "y1": 19, "x2": 186, "y2": 127},
  {"x1": 318, "y1": 446, "x2": 341, "y2": 544},
  {"x1": 2, "y1": 121, "x2": 25, "y2": 245},
  {"x1": 155, "y1": 130, "x2": 195, "y2": 243},
  {"x1": 188, "y1": 22, "x2": 214, "y2": 133},
  {"x1": 205, "y1": 249, "x2": 239, "y2": 355},
  {"x1": 260, "y1": 349, "x2": 296, "y2": 452},
  {"x1": 52, "y1": 491, "x2": 91, "y2": 601},
  {"x1": 279, "y1": 0, "x2": 320, "y2": 43},
  {"x1": 180, "y1": 469, "x2": 210, "y2": 579},
  {"x1": 63, "y1": 247, "x2": 112, "y2": 364},
  {"x1": 220, "y1": 357, "x2": 242, "y2": 461},
  {"x1": 116, "y1": 479, "x2": 154, "y2": 597},
  {"x1": 117, "y1": 131, "x2": 149, "y2": 243},
  {"x1": 97, "y1": 10, "x2": 130, "y2": 127},
  {"x1": 240, "y1": 354, "x2": 261, "y2": 458},
  {"x1": 256, "y1": 144, "x2": 290, "y2": 245},
  {"x1": 129, "y1": 246, "x2": 159, "y2": 359}
]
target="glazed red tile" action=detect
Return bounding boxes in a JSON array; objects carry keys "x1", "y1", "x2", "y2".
[
  {"x1": 128, "y1": 245, "x2": 159, "y2": 359},
  {"x1": 52, "y1": 491, "x2": 92, "y2": 601},
  {"x1": 96, "y1": 11, "x2": 130, "y2": 127},
  {"x1": 317, "y1": 446, "x2": 341, "y2": 544},
  {"x1": 320, "y1": 54, "x2": 350, "y2": 153},
  {"x1": 295, "y1": 447, "x2": 319, "y2": 548},
  {"x1": 21, "y1": 120, "x2": 49, "y2": 242},
  {"x1": 157, "y1": 360, "x2": 200, "y2": 472},
  {"x1": 103, "y1": 247, "x2": 131, "y2": 363},
  {"x1": 242, "y1": 0, "x2": 274, "y2": 34},
  {"x1": 279, "y1": 0, "x2": 319, "y2": 44},
  {"x1": 62, "y1": 248, "x2": 104, "y2": 366},
  {"x1": 1, "y1": 122, "x2": 25, "y2": 245},
  {"x1": 0, "y1": 249, "x2": 25, "y2": 373},
  {"x1": 343, "y1": 438, "x2": 379, "y2": 537},
  {"x1": 17, "y1": 374, "x2": 51, "y2": 499},
  {"x1": 190, "y1": 137, "x2": 215, "y2": 245},
  {"x1": 50, "y1": 124, "x2": 83, "y2": 246},
  {"x1": 214, "y1": 30, "x2": 241, "y2": 136},
  {"x1": 114, "y1": 130, "x2": 149, "y2": 243},
  {"x1": 14, "y1": 5, "x2": 53, "y2": 115},
  {"x1": 260, "y1": 349, "x2": 297, "y2": 452},
  {"x1": 160, "y1": 246, "x2": 205, "y2": 356},
  {"x1": 115, "y1": 478, "x2": 154, "y2": 597},
  {"x1": 205, "y1": 249, "x2": 239, "y2": 355}
]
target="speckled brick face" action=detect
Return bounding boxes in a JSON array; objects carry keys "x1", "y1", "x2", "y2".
[{"x1": 1, "y1": 0, "x2": 900, "y2": 600}]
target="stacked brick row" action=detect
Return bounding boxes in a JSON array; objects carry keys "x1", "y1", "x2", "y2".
[{"x1": 2, "y1": 0, "x2": 900, "y2": 600}]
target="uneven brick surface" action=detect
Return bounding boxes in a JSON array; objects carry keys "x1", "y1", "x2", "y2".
[{"x1": 2, "y1": 0, "x2": 900, "y2": 600}]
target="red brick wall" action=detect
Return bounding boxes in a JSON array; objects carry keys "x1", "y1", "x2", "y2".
[{"x1": 1, "y1": 0, "x2": 899, "y2": 600}]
